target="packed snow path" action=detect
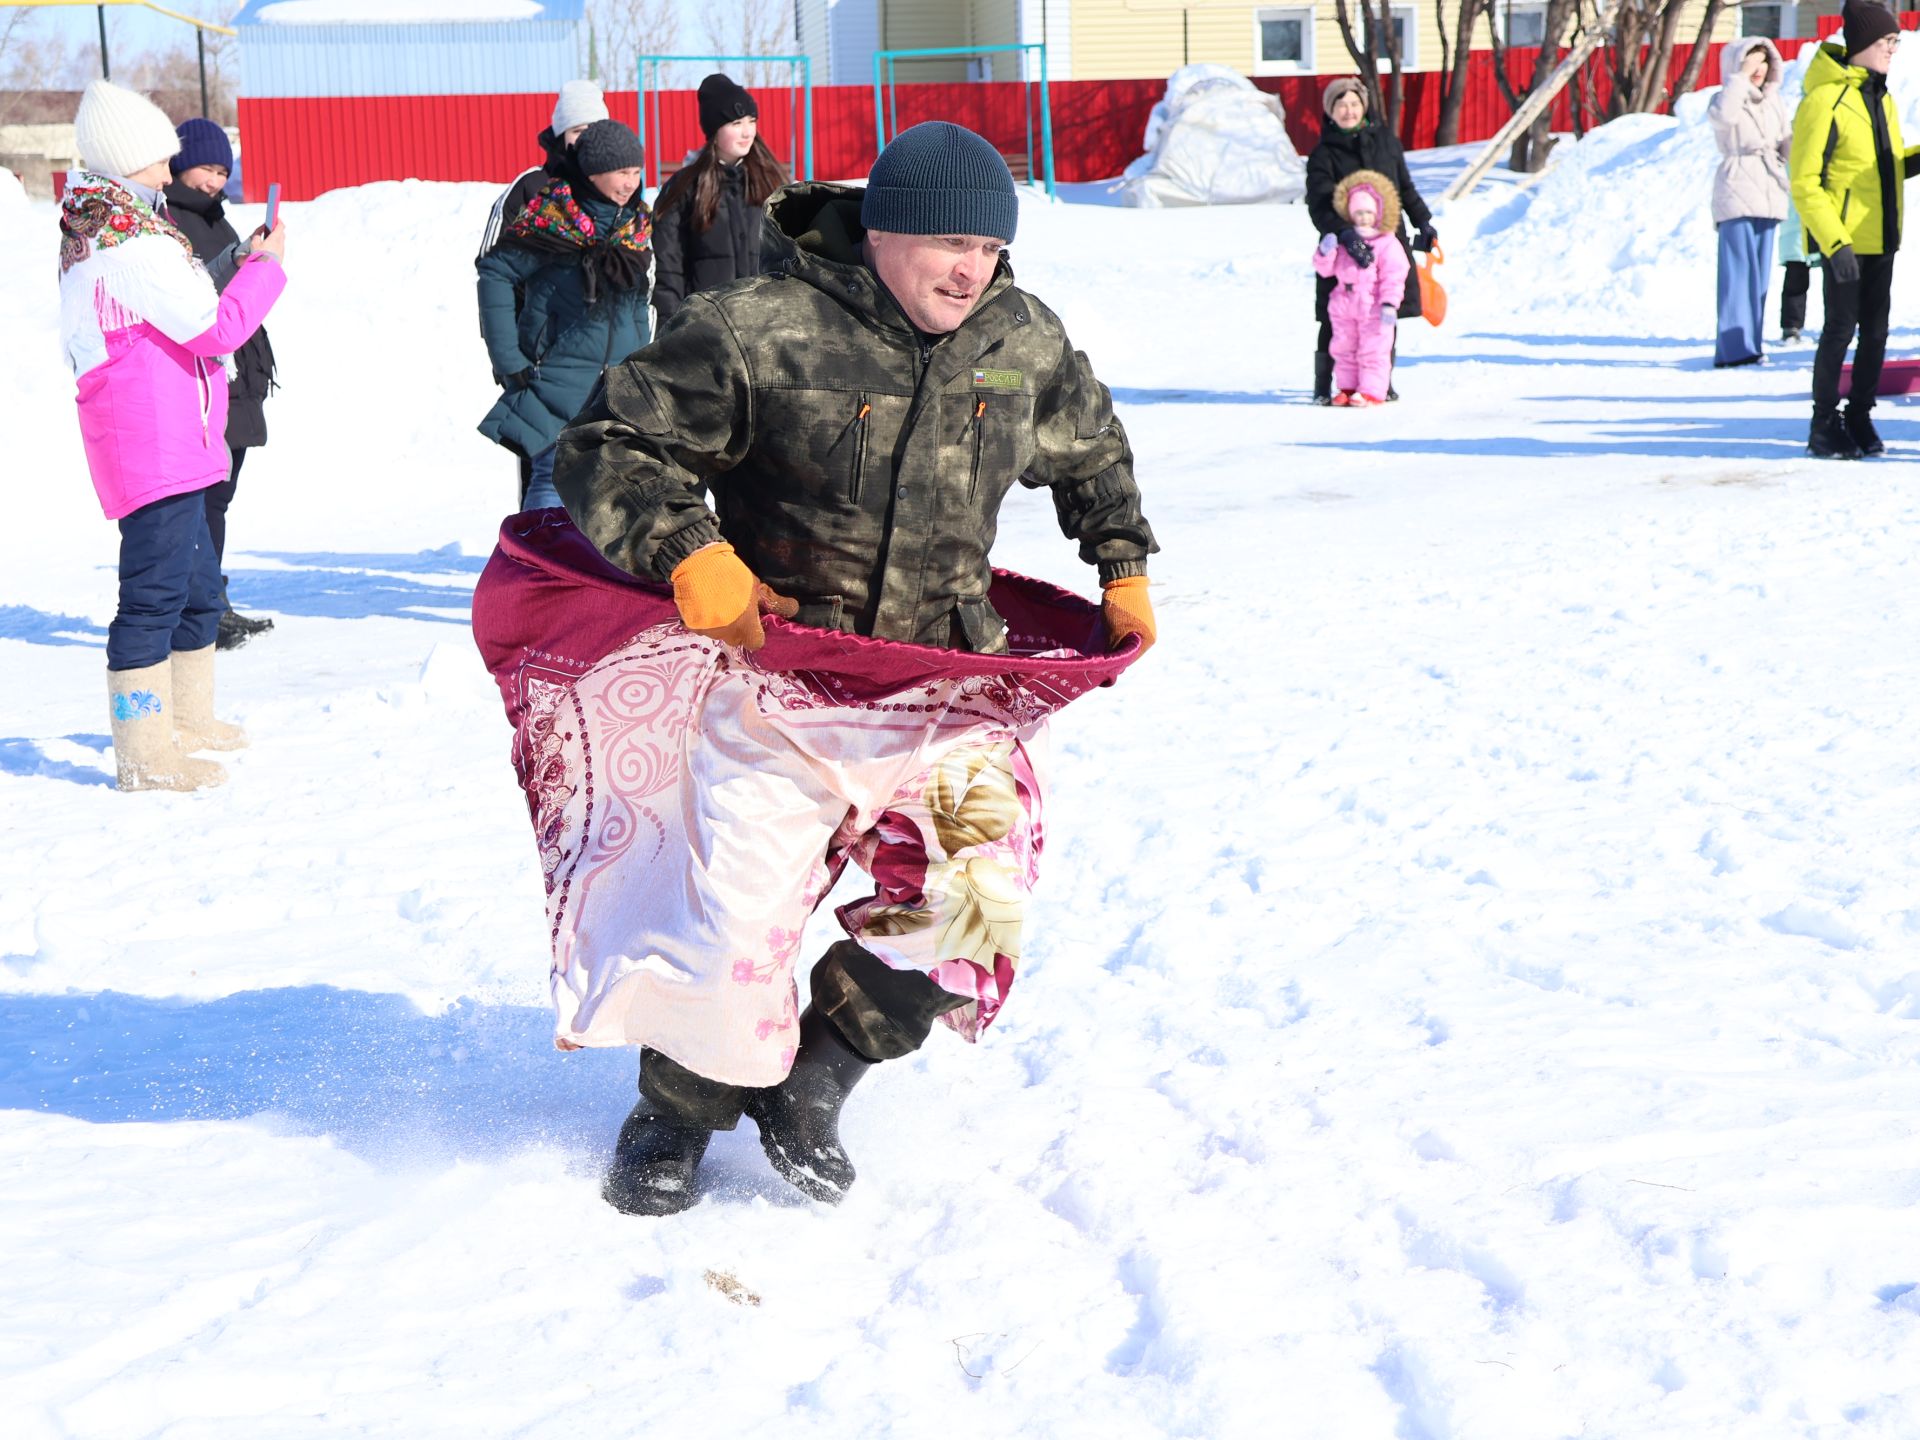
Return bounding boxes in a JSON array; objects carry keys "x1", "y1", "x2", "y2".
[{"x1": 3, "y1": 126, "x2": 1918, "y2": 1437}]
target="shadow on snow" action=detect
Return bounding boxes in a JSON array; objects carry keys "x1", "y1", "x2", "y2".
[
  {"x1": 0, "y1": 985, "x2": 804, "y2": 1203},
  {"x1": 0, "y1": 605, "x2": 107, "y2": 648},
  {"x1": 222, "y1": 547, "x2": 479, "y2": 626},
  {"x1": 0, "y1": 733, "x2": 113, "y2": 788}
]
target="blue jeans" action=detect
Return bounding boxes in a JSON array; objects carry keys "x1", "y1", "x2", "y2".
[
  {"x1": 107, "y1": 487, "x2": 223, "y2": 671},
  {"x1": 522, "y1": 445, "x2": 561, "y2": 511},
  {"x1": 1716, "y1": 218, "x2": 1777, "y2": 366}
]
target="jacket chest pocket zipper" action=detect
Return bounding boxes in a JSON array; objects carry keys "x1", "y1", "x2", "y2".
[
  {"x1": 966, "y1": 397, "x2": 987, "y2": 501},
  {"x1": 850, "y1": 397, "x2": 871, "y2": 503}
]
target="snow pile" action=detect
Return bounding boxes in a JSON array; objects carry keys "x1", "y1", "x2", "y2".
[
  {"x1": 0, "y1": 166, "x2": 26, "y2": 215},
  {"x1": 252, "y1": 0, "x2": 543, "y2": 23},
  {"x1": 1451, "y1": 113, "x2": 1720, "y2": 334},
  {"x1": 1120, "y1": 64, "x2": 1305, "y2": 208}
]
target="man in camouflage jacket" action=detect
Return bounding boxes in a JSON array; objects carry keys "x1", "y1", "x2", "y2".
[{"x1": 551, "y1": 122, "x2": 1158, "y2": 1216}]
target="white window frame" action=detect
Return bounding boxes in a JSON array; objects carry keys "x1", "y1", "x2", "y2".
[
  {"x1": 1498, "y1": 2, "x2": 1550, "y2": 47},
  {"x1": 1253, "y1": 6, "x2": 1316, "y2": 75},
  {"x1": 1370, "y1": 4, "x2": 1418, "y2": 71}
]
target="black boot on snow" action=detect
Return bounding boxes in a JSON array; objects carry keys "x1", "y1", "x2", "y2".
[
  {"x1": 1312, "y1": 351, "x2": 1334, "y2": 405},
  {"x1": 1808, "y1": 407, "x2": 1862, "y2": 460},
  {"x1": 744, "y1": 1007, "x2": 875, "y2": 1204},
  {"x1": 602, "y1": 1094, "x2": 714, "y2": 1216},
  {"x1": 1845, "y1": 404, "x2": 1886, "y2": 457}
]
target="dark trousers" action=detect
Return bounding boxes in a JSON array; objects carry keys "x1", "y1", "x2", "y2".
[
  {"x1": 202, "y1": 446, "x2": 247, "y2": 569},
  {"x1": 107, "y1": 487, "x2": 223, "y2": 671},
  {"x1": 638, "y1": 941, "x2": 968, "y2": 1129},
  {"x1": 1814, "y1": 252, "x2": 1895, "y2": 412},
  {"x1": 1781, "y1": 261, "x2": 1810, "y2": 334}
]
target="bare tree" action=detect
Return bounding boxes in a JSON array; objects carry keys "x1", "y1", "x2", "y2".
[
  {"x1": 1331, "y1": 0, "x2": 1404, "y2": 134},
  {"x1": 699, "y1": 0, "x2": 797, "y2": 88},
  {"x1": 1433, "y1": 0, "x2": 1491, "y2": 147},
  {"x1": 1486, "y1": 0, "x2": 1579, "y2": 172},
  {"x1": 0, "y1": 11, "x2": 90, "y2": 124},
  {"x1": 589, "y1": 0, "x2": 679, "y2": 88},
  {"x1": 1608, "y1": 0, "x2": 1729, "y2": 117}
]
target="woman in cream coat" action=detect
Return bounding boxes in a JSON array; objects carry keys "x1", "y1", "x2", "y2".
[{"x1": 1709, "y1": 36, "x2": 1792, "y2": 367}]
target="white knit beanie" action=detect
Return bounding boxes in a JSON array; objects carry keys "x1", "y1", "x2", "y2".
[
  {"x1": 552, "y1": 80, "x2": 609, "y2": 135},
  {"x1": 74, "y1": 79, "x2": 181, "y2": 178}
]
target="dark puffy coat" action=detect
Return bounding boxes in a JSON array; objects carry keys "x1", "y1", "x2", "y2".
[
  {"x1": 555, "y1": 182, "x2": 1156, "y2": 652},
  {"x1": 651, "y1": 161, "x2": 768, "y2": 324},
  {"x1": 1306, "y1": 120, "x2": 1432, "y2": 318},
  {"x1": 478, "y1": 127, "x2": 570, "y2": 259},
  {"x1": 475, "y1": 185, "x2": 653, "y2": 460},
  {"x1": 161, "y1": 180, "x2": 277, "y2": 449}
]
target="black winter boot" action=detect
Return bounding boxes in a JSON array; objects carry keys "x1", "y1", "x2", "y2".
[
  {"x1": 1845, "y1": 404, "x2": 1886, "y2": 456},
  {"x1": 1312, "y1": 351, "x2": 1334, "y2": 405},
  {"x1": 744, "y1": 1007, "x2": 875, "y2": 1204},
  {"x1": 602, "y1": 1094, "x2": 714, "y2": 1216},
  {"x1": 1808, "y1": 407, "x2": 1862, "y2": 460}
]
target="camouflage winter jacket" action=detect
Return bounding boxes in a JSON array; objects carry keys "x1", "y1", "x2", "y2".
[{"x1": 552, "y1": 182, "x2": 1156, "y2": 652}]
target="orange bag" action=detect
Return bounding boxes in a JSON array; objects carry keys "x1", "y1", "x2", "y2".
[{"x1": 1416, "y1": 242, "x2": 1447, "y2": 328}]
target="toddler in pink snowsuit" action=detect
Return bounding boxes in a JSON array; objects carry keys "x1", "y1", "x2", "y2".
[{"x1": 1312, "y1": 169, "x2": 1410, "y2": 406}]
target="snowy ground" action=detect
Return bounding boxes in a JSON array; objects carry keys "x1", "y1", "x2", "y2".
[{"x1": 4, "y1": 118, "x2": 1919, "y2": 1438}]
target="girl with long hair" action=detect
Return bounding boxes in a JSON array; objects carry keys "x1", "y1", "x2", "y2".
[{"x1": 651, "y1": 74, "x2": 788, "y2": 324}]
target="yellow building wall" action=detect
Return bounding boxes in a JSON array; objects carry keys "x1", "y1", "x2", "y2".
[{"x1": 1064, "y1": 0, "x2": 1741, "y2": 81}]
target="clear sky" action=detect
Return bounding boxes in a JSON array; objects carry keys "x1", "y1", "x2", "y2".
[{"x1": 14, "y1": 1, "x2": 715, "y2": 82}]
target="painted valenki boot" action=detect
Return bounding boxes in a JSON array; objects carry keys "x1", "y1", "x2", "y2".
[
  {"x1": 744, "y1": 1007, "x2": 875, "y2": 1204},
  {"x1": 107, "y1": 661, "x2": 228, "y2": 792},
  {"x1": 170, "y1": 644, "x2": 248, "y2": 753}
]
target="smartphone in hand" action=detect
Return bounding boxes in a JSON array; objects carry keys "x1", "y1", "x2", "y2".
[{"x1": 264, "y1": 182, "x2": 280, "y2": 232}]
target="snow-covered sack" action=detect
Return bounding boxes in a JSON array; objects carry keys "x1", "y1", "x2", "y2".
[{"x1": 1122, "y1": 64, "x2": 1305, "y2": 208}]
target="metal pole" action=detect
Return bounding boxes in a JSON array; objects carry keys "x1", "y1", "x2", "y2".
[
  {"x1": 802, "y1": 56, "x2": 813, "y2": 181},
  {"x1": 872, "y1": 50, "x2": 885, "y2": 155},
  {"x1": 1039, "y1": 42, "x2": 1054, "y2": 200},
  {"x1": 97, "y1": 4, "x2": 108, "y2": 79},
  {"x1": 197, "y1": 28, "x2": 208, "y2": 118}
]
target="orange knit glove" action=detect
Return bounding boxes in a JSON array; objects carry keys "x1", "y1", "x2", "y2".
[
  {"x1": 1101, "y1": 575, "x2": 1155, "y2": 654},
  {"x1": 670, "y1": 542, "x2": 797, "y2": 651}
]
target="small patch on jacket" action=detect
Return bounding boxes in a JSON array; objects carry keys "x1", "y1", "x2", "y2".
[
  {"x1": 972, "y1": 368, "x2": 1023, "y2": 392},
  {"x1": 112, "y1": 691, "x2": 162, "y2": 722}
]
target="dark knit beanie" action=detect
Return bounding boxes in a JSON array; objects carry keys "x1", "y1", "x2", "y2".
[
  {"x1": 574, "y1": 119, "x2": 643, "y2": 175},
  {"x1": 861, "y1": 121, "x2": 1018, "y2": 243},
  {"x1": 1843, "y1": 0, "x2": 1900, "y2": 55},
  {"x1": 698, "y1": 73, "x2": 757, "y2": 138},
  {"x1": 170, "y1": 117, "x2": 232, "y2": 175}
]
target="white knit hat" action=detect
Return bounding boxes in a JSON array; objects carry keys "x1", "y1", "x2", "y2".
[
  {"x1": 74, "y1": 79, "x2": 181, "y2": 178},
  {"x1": 552, "y1": 80, "x2": 609, "y2": 135}
]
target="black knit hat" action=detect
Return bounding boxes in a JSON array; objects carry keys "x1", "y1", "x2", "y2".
[
  {"x1": 574, "y1": 118, "x2": 643, "y2": 175},
  {"x1": 861, "y1": 121, "x2": 1018, "y2": 243},
  {"x1": 1843, "y1": 0, "x2": 1900, "y2": 55},
  {"x1": 698, "y1": 73, "x2": 757, "y2": 139}
]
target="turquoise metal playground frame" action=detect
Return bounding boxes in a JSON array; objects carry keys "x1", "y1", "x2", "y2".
[
  {"x1": 636, "y1": 54, "x2": 814, "y2": 189},
  {"x1": 871, "y1": 44, "x2": 1055, "y2": 200}
]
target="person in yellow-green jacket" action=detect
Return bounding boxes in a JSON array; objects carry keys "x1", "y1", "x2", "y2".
[{"x1": 1790, "y1": 0, "x2": 1920, "y2": 458}]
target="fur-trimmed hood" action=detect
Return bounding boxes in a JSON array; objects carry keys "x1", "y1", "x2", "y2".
[{"x1": 1332, "y1": 168, "x2": 1401, "y2": 235}]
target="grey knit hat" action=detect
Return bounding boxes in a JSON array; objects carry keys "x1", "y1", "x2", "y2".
[
  {"x1": 574, "y1": 119, "x2": 642, "y2": 176},
  {"x1": 861, "y1": 121, "x2": 1018, "y2": 243},
  {"x1": 1323, "y1": 77, "x2": 1367, "y2": 119}
]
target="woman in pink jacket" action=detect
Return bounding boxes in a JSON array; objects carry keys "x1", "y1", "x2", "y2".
[
  {"x1": 1311, "y1": 169, "x2": 1410, "y2": 406},
  {"x1": 59, "y1": 80, "x2": 287, "y2": 792}
]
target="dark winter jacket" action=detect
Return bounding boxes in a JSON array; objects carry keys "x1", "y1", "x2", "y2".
[
  {"x1": 161, "y1": 180, "x2": 277, "y2": 449},
  {"x1": 651, "y1": 161, "x2": 768, "y2": 324},
  {"x1": 478, "y1": 127, "x2": 570, "y2": 259},
  {"x1": 476, "y1": 179, "x2": 653, "y2": 460},
  {"x1": 554, "y1": 181, "x2": 1156, "y2": 652},
  {"x1": 1306, "y1": 120, "x2": 1431, "y2": 317}
]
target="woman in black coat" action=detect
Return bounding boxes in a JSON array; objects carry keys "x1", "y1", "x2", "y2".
[
  {"x1": 1305, "y1": 79, "x2": 1437, "y2": 404},
  {"x1": 164, "y1": 119, "x2": 276, "y2": 648},
  {"x1": 650, "y1": 74, "x2": 789, "y2": 325}
]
